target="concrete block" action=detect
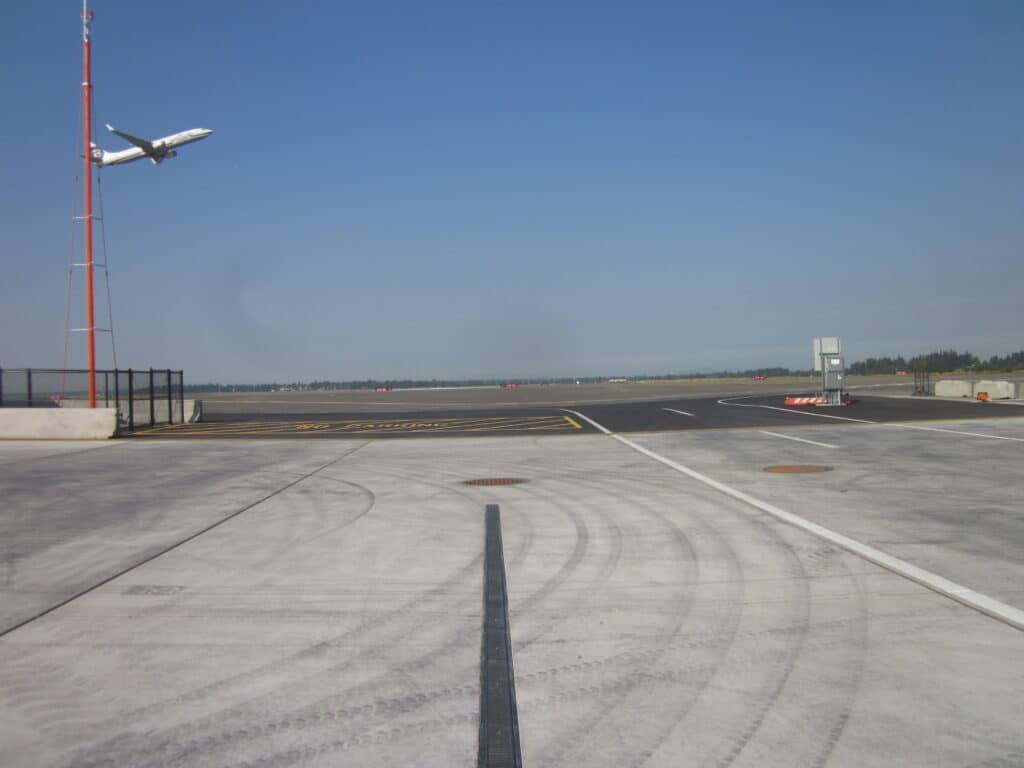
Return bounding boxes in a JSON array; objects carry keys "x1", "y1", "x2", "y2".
[
  {"x1": 0, "y1": 408, "x2": 118, "y2": 439},
  {"x1": 934, "y1": 380, "x2": 973, "y2": 398},
  {"x1": 974, "y1": 380, "x2": 1016, "y2": 400}
]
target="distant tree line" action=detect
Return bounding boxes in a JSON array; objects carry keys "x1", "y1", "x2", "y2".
[
  {"x1": 182, "y1": 348, "x2": 1023, "y2": 392},
  {"x1": 849, "y1": 349, "x2": 1024, "y2": 375}
]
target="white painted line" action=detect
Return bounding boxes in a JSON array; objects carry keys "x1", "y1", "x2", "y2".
[
  {"x1": 717, "y1": 396, "x2": 874, "y2": 423},
  {"x1": 758, "y1": 431, "x2": 838, "y2": 449},
  {"x1": 847, "y1": 383, "x2": 913, "y2": 389},
  {"x1": 718, "y1": 395, "x2": 1024, "y2": 441},
  {"x1": 663, "y1": 408, "x2": 695, "y2": 417},
  {"x1": 893, "y1": 423, "x2": 1024, "y2": 443},
  {"x1": 563, "y1": 408, "x2": 1024, "y2": 633}
]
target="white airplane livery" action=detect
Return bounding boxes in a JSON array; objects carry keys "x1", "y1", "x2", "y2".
[{"x1": 90, "y1": 124, "x2": 213, "y2": 166}]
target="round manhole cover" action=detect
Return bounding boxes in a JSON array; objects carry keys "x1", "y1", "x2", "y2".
[
  {"x1": 462, "y1": 478, "x2": 528, "y2": 486},
  {"x1": 763, "y1": 465, "x2": 833, "y2": 474}
]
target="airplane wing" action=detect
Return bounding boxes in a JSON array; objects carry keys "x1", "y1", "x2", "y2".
[{"x1": 106, "y1": 124, "x2": 155, "y2": 153}]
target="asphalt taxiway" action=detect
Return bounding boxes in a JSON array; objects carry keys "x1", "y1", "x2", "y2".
[
  {"x1": 131, "y1": 393, "x2": 1024, "y2": 439},
  {"x1": 2, "y1": 389, "x2": 1023, "y2": 767}
]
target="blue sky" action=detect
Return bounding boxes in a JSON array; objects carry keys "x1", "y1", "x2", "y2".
[{"x1": 2, "y1": 1, "x2": 1022, "y2": 381}]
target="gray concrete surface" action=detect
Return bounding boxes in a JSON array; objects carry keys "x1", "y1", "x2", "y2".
[
  {"x1": 1, "y1": 420, "x2": 1023, "y2": 767},
  {"x1": 0, "y1": 408, "x2": 118, "y2": 439},
  {"x1": 0, "y1": 440, "x2": 357, "y2": 630},
  {"x1": 629, "y1": 418, "x2": 1024, "y2": 611}
]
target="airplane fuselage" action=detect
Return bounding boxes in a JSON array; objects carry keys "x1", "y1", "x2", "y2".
[{"x1": 92, "y1": 127, "x2": 213, "y2": 166}]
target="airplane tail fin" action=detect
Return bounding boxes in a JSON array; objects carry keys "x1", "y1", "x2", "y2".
[{"x1": 89, "y1": 141, "x2": 106, "y2": 165}]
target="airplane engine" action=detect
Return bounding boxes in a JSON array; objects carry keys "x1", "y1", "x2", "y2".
[
  {"x1": 166, "y1": 150, "x2": 178, "y2": 159},
  {"x1": 90, "y1": 146, "x2": 104, "y2": 162}
]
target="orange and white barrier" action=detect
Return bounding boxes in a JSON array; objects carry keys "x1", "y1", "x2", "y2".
[{"x1": 784, "y1": 396, "x2": 825, "y2": 406}]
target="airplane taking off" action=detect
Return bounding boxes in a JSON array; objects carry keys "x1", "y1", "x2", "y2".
[{"x1": 90, "y1": 124, "x2": 213, "y2": 166}]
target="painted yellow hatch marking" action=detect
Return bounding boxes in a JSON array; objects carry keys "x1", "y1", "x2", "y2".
[{"x1": 133, "y1": 414, "x2": 583, "y2": 438}]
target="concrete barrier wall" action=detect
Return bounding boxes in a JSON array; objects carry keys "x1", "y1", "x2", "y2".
[
  {"x1": 934, "y1": 380, "x2": 973, "y2": 398},
  {"x1": 0, "y1": 408, "x2": 118, "y2": 439},
  {"x1": 974, "y1": 380, "x2": 1017, "y2": 400}
]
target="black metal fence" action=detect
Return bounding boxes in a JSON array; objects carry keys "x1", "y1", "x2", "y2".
[{"x1": 0, "y1": 368, "x2": 185, "y2": 430}]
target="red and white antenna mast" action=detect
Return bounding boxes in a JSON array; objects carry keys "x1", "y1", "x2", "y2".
[{"x1": 81, "y1": 0, "x2": 96, "y2": 407}]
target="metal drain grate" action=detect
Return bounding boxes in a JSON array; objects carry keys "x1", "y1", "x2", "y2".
[
  {"x1": 463, "y1": 478, "x2": 528, "y2": 487},
  {"x1": 763, "y1": 465, "x2": 833, "y2": 474}
]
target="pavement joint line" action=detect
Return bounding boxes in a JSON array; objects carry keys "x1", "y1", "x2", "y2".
[
  {"x1": 479, "y1": 504, "x2": 523, "y2": 768},
  {"x1": 758, "y1": 431, "x2": 839, "y2": 449},
  {"x1": 562, "y1": 409, "x2": 1024, "y2": 633},
  {"x1": 0, "y1": 441, "x2": 370, "y2": 640}
]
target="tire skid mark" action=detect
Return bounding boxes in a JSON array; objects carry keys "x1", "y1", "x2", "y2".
[
  {"x1": 534, "y1": 475, "x2": 739, "y2": 768},
  {"x1": 155, "y1": 471, "x2": 537, "y2": 762},
  {"x1": 348, "y1": 462, "x2": 605, "y2": 646},
  {"x1": 507, "y1": 479, "x2": 623, "y2": 650},
  {"x1": 580, "y1": 480, "x2": 780, "y2": 768},
  {"x1": 69, "y1": 473, "x2": 486, "y2": 765},
  {"x1": 805, "y1": 549, "x2": 869, "y2": 768},
  {"x1": 154, "y1": 481, "x2": 543, "y2": 766},
  {"x1": 963, "y1": 751, "x2": 1024, "y2": 768},
  {"x1": 151, "y1": 685, "x2": 482, "y2": 768},
  {"x1": 95, "y1": 463, "x2": 613, "y2": 767},
  {"x1": 652, "y1": 474, "x2": 870, "y2": 768},
  {"x1": 226, "y1": 665, "x2": 737, "y2": 768},
  {"x1": 697, "y1": 506, "x2": 813, "y2": 768},
  {"x1": 221, "y1": 526, "x2": 741, "y2": 768},
  {"x1": 119, "y1": 476, "x2": 378, "y2": 628},
  {"x1": 243, "y1": 474, "x2": 377, "y2": 569},
  {"x1": 131, "y1": 595, "x2": 889, "y2": 768},
  {"x1": 222, "y1": 711, "x2": 481, "y2": 768},
  {"x1": 130, "y1": 587, "x2": 501, "y2": 765},
  {"x1": 1, "y1": 449, "x2": 377, "y2": 749},
  {"x1": 533, "y1": 479, "x2": 699, "y2": 766},
  {"x1": 509, "y1": 483, "x2": 592, "y2": 618},
  {"x1": 70, "y1": 471, "x2": 531, "y2": 767},
  {"x1": 1, "y1": 444, "x2": 372, "y2": 640},
  {"x1": 185, "y1": 640, "x2": 716, "y2": 760},
  {"x1": 0, "y1": 656, "x2": 114, "y2": 747}
]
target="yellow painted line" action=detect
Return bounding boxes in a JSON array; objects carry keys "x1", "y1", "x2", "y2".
[
  {"x1": 132, "y1": 414, "x2": 586, "y2": 437},
  {"x1": 464, "y1": 422, "x2": 568, "y2": 433}
]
